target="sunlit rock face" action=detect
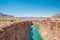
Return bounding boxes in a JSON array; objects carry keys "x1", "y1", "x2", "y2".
[
  {"x1": 39, "y1": 18, "x2": 60, "y2": 40},
  {"x1": 0, "y1": 21, "x2": 32, "y2": 40},
  {"x1": 32, "y1": 18, "x2": 60, "y2": 40}
]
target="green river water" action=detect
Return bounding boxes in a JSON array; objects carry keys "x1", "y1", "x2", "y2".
[{"x1": 30, "y1": 23, "x2": 43, "y2": 40}]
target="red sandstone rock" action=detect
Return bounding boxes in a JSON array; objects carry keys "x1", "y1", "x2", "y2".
[{"x1": 0, "y1": 21, "x2": 32, "y2": 40}]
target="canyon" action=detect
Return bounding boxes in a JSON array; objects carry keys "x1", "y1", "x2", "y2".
[
  {"x1": 0, "y1": 21, "x2": 32, "y2": 40},
  {"x1": 0, "y1": 13, "x2": 60, "y2": 40},
  {"x1": 32, "y1": 18, "x2": 60, "y2": 40}
]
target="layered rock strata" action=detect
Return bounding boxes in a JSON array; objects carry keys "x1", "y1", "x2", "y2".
[{"x1": 0, "y1": 21, "x2": 32, "y2": 40}]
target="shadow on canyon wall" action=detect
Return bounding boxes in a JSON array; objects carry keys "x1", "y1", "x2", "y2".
[{"x1": 0, "y1": 21, "x2": 33, "y2": 40}]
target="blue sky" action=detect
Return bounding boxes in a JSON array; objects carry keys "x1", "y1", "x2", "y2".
[{"x1": 0, "y1": 0, "x2": 60, "y2": 17}]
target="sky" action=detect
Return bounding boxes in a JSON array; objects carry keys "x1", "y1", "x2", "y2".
[{"x1": 0, "y1": 0, "x2": 60, "y2": 17}]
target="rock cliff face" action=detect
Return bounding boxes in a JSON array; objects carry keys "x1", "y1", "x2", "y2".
[
  {"x1": 32, "y1": 18, "x2": 60, "y2": 40},
  {"x1": 0, "y1": 21, "x2": 33, "y2": 40}
]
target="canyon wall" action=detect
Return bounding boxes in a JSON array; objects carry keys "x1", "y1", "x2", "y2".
[
  {"x1": 32, "y1": 18, "x2": 60, "y2": 40},
  {"x1": 0, "y1": 21, "x2": 32, "y2": 40}
]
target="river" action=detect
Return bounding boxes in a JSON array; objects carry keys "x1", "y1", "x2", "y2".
[{"x1": 30, "y1": 23, "x2": 43, "y2": 40}]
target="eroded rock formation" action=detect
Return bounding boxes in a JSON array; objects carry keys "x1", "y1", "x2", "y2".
[
  {"x1": 0, "y1": 21, "x2": 33, "y2": 40},
  {"x1": 32, "y1": 18, "x2": 60, "y2": 40}
]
